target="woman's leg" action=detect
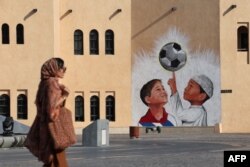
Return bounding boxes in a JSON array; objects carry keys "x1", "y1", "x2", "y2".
[
  {"x1": 43, "y1": 162, "x2": 54, "y2": 167},
  {"x1": 54, "y1": 150, "x2": 68, "y2": 167},
  {"x1": 43, "y1": 150, "x2": 68, "y2": 167}
]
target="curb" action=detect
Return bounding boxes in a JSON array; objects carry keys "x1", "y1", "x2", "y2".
[{"x1": 0, "y1": 135, "x2": 27, "y2": 148}]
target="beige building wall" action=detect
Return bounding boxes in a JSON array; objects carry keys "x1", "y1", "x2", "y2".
[
  {"x1": 0, "y1": 0, "x2": 132, "y2": 133},
  {"x1": 220, "y1": 0, "x2": 250, "y2": 133},
  {"x1": 1, "y1": 0, "x2": 250, "y2": 133},
  {"x1": 59, "y1": 0, "x2": 132, "y2": 131},
  {"x1": 131, "y1": 0, "x2": 220, "y2": 59},
  {"x1": 0, "y1": 0, "x2": 58, "y2": 125}
]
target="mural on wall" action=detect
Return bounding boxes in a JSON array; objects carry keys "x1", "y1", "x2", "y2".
[{"x1": 132, "y1": 28, "x2": 221, "y2": 127}]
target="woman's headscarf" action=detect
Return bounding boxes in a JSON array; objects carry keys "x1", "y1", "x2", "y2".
[
  {"x1": 40, "y1": 58, "x2": 59, "y2": 80},
  {"x1": 36, "y1": 58, "x2": 61, "y2": 109}
]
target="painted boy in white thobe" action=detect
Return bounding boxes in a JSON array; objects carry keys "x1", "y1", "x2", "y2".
[{"x1": 168, "y1": 74, "x2": 213, "y2": 126}]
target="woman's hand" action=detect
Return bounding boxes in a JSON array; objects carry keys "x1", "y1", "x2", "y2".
[
  {"x1": 62, "y1": 86, "x2": 70, "y2": 97},
  {"x1": 50, "y1": 108, "x2": 59, "y2": 121}
]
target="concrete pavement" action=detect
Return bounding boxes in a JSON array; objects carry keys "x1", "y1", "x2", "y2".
[{"x1": 1, "y1": 132, "x2": 250, "y2": 167}]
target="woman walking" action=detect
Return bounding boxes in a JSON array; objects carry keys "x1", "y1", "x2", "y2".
[{"x1": 25, "y1": 57, "x2": 72, "y2": 167}]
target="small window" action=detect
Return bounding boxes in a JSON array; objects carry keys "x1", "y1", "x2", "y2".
[
  {"x1": 74, "y1": 30, "x2": 83, "y2": 55},
  {"x1": 90, "y1": 95, "x2": 100, "y2": 121},
  {"x1": 17, "y1": 94, "x2": 28, "y2": 119},
  {"x1": 2, "y1": 24, "x2": 9, "y2": 44},
  {"x1": 89, "y1": 30, "x2": 99, "y2": 55},
  {"x1": 16, "y1": 24, "x2": 24, "y2": 44},
  {"x1": 237, "y1": 26, "x2": 249, "y2": 51},
  {"x1": 106, "y1": 95, "x2": 115, "y2": 121},
  {"x1": 105, "y1": 30, "x2": 114, "y2": 55},
  {"x1": 75, "y1": 96, "x2": 84, "y2": 121},
  {"x1": 0, "y1": 94, "x2": 10, "y2": 117}
]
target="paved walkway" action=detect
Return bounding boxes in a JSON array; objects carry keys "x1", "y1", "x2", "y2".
[{"x1": 1, "y1": 133, "x2": 250, "y2": 167}]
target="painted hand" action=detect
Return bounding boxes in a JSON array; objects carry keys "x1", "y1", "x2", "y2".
[{"x1": 168, "y1": 72, "x2": 177, "y2": 95}]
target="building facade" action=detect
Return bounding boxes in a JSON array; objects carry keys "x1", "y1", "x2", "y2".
[{"x1": 0, "y1": 0, "x2": 250, "y2": 133}]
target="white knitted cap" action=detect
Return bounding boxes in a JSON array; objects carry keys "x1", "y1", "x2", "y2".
[{"x1": 191, "y1": 75, "x2": 214, "y2": 98}]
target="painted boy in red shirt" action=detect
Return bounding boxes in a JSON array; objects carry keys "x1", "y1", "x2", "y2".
[{"x1": 139, "y1": 79, "x2": 175, "y2": 126}]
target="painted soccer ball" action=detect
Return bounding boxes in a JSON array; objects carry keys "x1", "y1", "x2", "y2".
[{"x1": 159, "y1": 42, "x2": 187, "y2": 71}]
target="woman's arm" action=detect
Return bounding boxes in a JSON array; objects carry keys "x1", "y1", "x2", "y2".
[{"x1": 47, "y1": 79, "x2": 67, "y2": 121}]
